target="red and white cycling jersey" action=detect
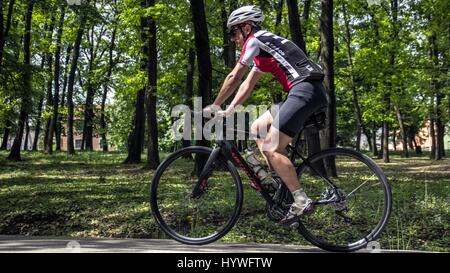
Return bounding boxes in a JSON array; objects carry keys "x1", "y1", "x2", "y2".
[{"x1": 239, "y1": 30, "x2": 324, "y2": 92}]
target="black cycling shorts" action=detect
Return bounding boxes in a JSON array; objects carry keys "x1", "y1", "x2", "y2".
[{"x1": 270, "y1": 80, "x2": 328, "y2": 138}]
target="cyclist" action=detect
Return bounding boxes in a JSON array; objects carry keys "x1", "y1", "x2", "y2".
[{"x1": 203, "y1": 5, "x2": 328, "y2": 226}]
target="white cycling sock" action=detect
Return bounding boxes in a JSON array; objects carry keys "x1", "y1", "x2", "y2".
[{"x1": 292, "y1": 189, "x2": 308, "y2": 205}]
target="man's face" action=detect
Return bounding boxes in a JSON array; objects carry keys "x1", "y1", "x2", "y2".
[{"x1": 229, "y1": 23, "x2": 251, "y2": 48}]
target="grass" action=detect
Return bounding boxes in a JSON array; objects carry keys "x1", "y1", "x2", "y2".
[{"x1": 0, "y1": 149, "x2": 448, "y2": 252}]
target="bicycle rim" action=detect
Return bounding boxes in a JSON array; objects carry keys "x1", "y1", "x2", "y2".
[
  {"x1": 150, "y1": 147, "x2": 243, "y2": 245},
  {"x1": 297, "y1": 148, "x2": 392, "y2": 252}
]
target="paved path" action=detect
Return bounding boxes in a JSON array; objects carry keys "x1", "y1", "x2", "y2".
[
  {"x1": 0, "y1": 236, "x2": 322, "y2": 253},
  {"x1": 0, "y1": 236, "x2": 432, "y2": 253}
]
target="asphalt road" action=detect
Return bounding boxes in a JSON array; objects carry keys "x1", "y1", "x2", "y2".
[
  {"x1": 0, "y1": 236, "x2": 322, "y2": 253},
  {"x1": 0, "y1": 235, "x2": 432, "y2": 253}
]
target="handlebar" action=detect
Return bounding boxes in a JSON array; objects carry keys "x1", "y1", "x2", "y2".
[{"x1": 189, "y1": 110, "x2": 259, "y2": 140}]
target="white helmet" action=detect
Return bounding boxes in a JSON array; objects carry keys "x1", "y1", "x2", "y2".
[{"x1": 227, "y1": 5, "x2": 265, "y2": 30}]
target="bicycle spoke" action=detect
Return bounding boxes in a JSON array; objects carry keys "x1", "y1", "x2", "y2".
[
  {"x1": 346, "y1": 174, "x2": 376, "y2": 198},
  {"x1": 297, "y1": 148, "x2": 391, "y2": 251},
  {"x1": 151, "y1": 147, "x2": 243, "y2": 244}
]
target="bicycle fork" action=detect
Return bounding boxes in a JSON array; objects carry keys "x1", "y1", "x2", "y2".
[{"x1": 190, "y1": 146, "x2": 222, "y2": 199}]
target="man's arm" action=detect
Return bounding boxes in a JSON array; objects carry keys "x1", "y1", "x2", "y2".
[
  {"x1": 212, "y1": 63, "x2": 248, "y2": 106},
  {"x1": 227, "y1": 69, "x2": 264, "y2": 110}
]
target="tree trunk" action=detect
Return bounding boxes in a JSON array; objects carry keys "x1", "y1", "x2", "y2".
[
  {"x1": 67, "y1": 12, "x2": 87, "y2": 155},
  {"x1": 0, "y1": 0, "x2": 15, "y2": 73},
  {"x1": 378, "y1": 124, "x2": 384, "y2": 159},
  {"x1": 0, "y1": 0, "x2": 15, "y2": 150},
  {"x1": 182, "y1": 47, "x2": 195, "y2": 149},
  {"x1": 0, "y1": 0, "x2": 4, "y2": 72},
  {"x1": 145, "y1": 0, "x2": 160, "y2": 170},
  {"x1": 286, "y1": 0, "x2": 306, "y2": 52},
  {"x1": 411, "y1": 134, "x2": 422, "y2": 155},
  {"x1": 124, "y1": 0, "x2": 151, "y2": 164},
  {"x1": 190, "y1": 0, "x2": 212, "y2": 172},
  {"x1": 430, "y1": 35, "x2": 444, "y2": 159},
  {"x1": 373, "y1": 125, "x2": 379, "y2": 157},
  {"x1": 342, "y1": 2, "x2": 372, "y2": 151},
  {"x1": 429, "y1": 27, "x2": 443, "y2": 160},
  {"x1": 435, "y1": 93, "x2": 444, "y2": 160},
  {"x1": 23, "y1": 119, "x2": 29, "y2": 151},
  {"x1": 32, "y1": 56, "x2": 46, "y2": 151},
  {"x1": 43, "y1": 16, "x2": 56, "y2": 151},
  {"x1": 380, "y1": 0, "x2": 400, "y2": 164},
  {"x1": 355, "y1": 124, "x2": 361, "y2": 151},
  {"x1": 56, "y1": 45, "x2": 72, "y2": 150},
  {"x1": 381, "y1": 100, "x2": 390, "y2": 162},
  {"x1": 320, "y1": 0, "x2": 336, "y2": 176},
  {"x1": 429, "y1": 116, "x2": 436, "y2": 159},
  {"x1": 392, "y1": 131, "x2": 396, "y2": 151},
  {"x1": 1, "y1": 120, "x2": 11, "y2": 149},
  {"x1": 275, "y1": 0, "x2": 284, "y2": 36},
  {"x1": 7, "y1": 1, "x2": 34, "y2": 161},
  {"x1": 82, "y1": 26, "x2": 97, "y2": 152},
  {"x1": 220, "y1": 0, "x2": 235, "y2": 68},
  {"x1": 394, "y1": 103, "x2": 409, "y2": 158},
  {"x1": 190, "y1": 0, "x2": 212, "y2": 150},
  {"x1": 83, "y1": 84, "x2": 95, "y2": 151},
  {"x1": 286, "y1": 0, "x2": 323, "y2": 167},
  {"x1": 100, "y1": 26, "x2": 116, "y2": 152},
  {"x1": 406, "y1": 126, "x2": 414, "y2": 151},
  {"x1": 124, "y1": 89, "x2": 146, "y2": 164},
  {"x1": 4, "y1": 0, "x2": 14, "y2": 36},
  {"x1": 190, "y1": 0, "x2": 212, "y2": 107},
  {"x1": 32, "y1": 97, "x2": 44, "y2": 151},
  {"x1": 302, "y1": 0, "x2": 312, "y2": 37},
  {"x1": 47, "y1": 7, "x2": 65, "y2": 154}
]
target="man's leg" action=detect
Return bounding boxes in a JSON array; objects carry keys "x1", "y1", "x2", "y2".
[
  {"x1": 259, "y1": 126, "x2": 313, "y2": 225},
  {"x1": 259, "y1": 126, "x2": 299, "y2": 192},
  {"x1": 251, "y1": 110, "x2": 273, "y2": 170}
]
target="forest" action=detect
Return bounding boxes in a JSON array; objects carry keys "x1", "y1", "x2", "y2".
[
  {"x1": 0, "y1": 0, "x2": 448, "y2": 165},
  {"x1": 0, "y1": 0, "x2": 448, "y2": 252}
]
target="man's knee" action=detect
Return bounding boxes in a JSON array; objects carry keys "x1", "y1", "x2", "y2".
[
  {"x1": 250, "y1": 120, "x2": 259, "y2": 136},
  {"x1": 262, "y1": 148, "x2": 284, "y2": 159},
  {"x1": 262, "y1": 150, "x2": 274, "y2": 159},
  {"x1": 251, "y1": 120, "x2": 269, "y2": 139}
]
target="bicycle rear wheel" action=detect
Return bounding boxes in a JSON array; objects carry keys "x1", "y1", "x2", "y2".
[
  {"x1": 150, "y1": 146, "x2": 243, "y2": 245},
  {"x1": 296, "y1": 148, "x2": 392, "y2": 252}
]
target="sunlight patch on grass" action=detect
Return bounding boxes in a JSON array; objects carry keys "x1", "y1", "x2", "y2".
[{"x1": 0, "y1": 150, "x2": 448, "y2": 251}]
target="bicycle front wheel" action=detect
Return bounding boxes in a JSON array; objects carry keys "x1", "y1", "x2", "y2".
[
  {"x1": 297, "y1": 148, "x2": 392, "y2": 252},
  {"x1": 150, "y1": 146, "x2": 243, "y2": 245}
]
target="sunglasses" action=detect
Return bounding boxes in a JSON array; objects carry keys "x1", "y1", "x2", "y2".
[
  {"x1": 229, "y1": 23, "x2": 250, "y2": 39},
  {"x1": 229, "y1": 28, "x2": 239, "y2": 38}
]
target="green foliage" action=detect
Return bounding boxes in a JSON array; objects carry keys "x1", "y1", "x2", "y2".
[{"x1": 1, "y1": 0, "x2": 448, "y2": 153}]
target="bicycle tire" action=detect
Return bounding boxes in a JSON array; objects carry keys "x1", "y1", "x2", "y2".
[
  {"x1": 150, "y1": 146, "x2": 243, "y2": 245},
  {"x1": 296, "y1": 148, "x2": 392, "y2": 252}
]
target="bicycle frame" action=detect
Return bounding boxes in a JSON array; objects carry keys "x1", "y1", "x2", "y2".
[
  {"x1": 193, "y1": 111, "x2": 341, "y2": 207},
  {"x1": 286, "y1": 141, "x2": 342, "y2": 205},
  {"x1": 196, "y1": 135, "x2": 342, "y2": 208},
  {"x1": 197, "y1": 139, "x2": 276, "y2": 207}
]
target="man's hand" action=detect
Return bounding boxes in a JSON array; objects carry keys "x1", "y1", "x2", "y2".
[
  {"x1": 203, "y1": 104, "x2": 221, "y2": 118},
  {"x1": 217, "y1": 107, "x2": 235, "y2": 118}
]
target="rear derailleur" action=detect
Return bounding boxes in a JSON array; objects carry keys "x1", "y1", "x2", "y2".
[{"x1": 321, "y1": 188, "x2": 352, "y2": 223}]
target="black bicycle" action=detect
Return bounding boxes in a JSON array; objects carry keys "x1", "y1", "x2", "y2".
[{"x1": 150, "y1": 109, "x2": 392, "y2": 252}]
